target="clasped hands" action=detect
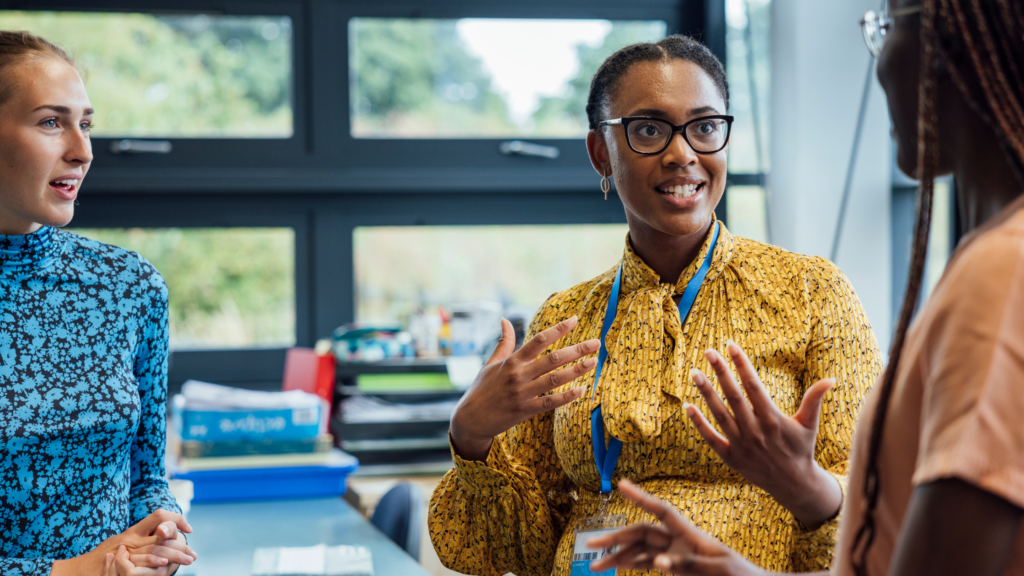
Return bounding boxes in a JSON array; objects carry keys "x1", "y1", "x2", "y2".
[{"x1": 51, "y1": 509, "x2": 197, "y2": 576}]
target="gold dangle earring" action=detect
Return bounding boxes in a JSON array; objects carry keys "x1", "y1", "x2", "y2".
[{"x1": 600, "y1": 169, "x2": 611, "y2": 200}]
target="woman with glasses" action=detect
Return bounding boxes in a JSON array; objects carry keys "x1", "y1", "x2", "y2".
[
  {"x1": 586, "y1": 2, "x2": 1024, "y2": 575},
  {"x1": 429, "y1": 34, "x2": 882, "y2": 575}
]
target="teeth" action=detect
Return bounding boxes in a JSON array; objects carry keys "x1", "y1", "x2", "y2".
[
  {"x1": 661, "y1": 184, "x2": 699, "y2": 198},
  {"x1": 54, "y1": 179, "x2": 78, "y2": 186}
]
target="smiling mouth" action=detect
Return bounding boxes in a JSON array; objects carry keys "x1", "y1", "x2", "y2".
[
  {"x1": 656, "y1": 183, "x2": 703, "y2": 198},
  {"x1": 49, "y1": 179, "x2": 79, "y2": 194}
]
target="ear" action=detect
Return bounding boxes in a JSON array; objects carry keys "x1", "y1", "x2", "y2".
[{"x1": 586, "y1": 129, "x2": 612, "y2": 177}]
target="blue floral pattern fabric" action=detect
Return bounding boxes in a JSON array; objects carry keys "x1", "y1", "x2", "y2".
[{"x1": 0, "y1": 227, "x2": 180, "y2": 576}]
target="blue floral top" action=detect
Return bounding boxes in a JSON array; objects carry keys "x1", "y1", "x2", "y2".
[{"x1": 0, "y1": 227, "x2": 180, "y2": 575}]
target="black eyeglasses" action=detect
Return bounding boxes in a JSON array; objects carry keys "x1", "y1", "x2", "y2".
[{"x1": 598, "y1": 115, "x2": 734, "y2": 155}]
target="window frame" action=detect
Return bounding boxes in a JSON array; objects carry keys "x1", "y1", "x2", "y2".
[
  {"x1": 8, "y1": 0, "x2": 308, "y2": 186},
  {"x1": 17, "y1": 0, "x2": 739, "y2": 391}
]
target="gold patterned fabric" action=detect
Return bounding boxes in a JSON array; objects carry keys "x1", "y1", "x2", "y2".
[{"x1": 428, "y1": 220, "x2": 882, "y2": 575}]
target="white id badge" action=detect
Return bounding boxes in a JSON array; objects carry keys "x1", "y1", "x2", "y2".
[{"x1": 568, "y1": 514, "x2": 626, "y2": 576}]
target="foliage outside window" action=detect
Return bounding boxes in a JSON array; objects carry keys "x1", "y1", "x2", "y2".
[
  {"x1": 2, "y1": 11, "x2": 293, "y2": 138},
  {"x1": 70, "y1": 228, "x2": 295, "y2": 349},
  {"x1": 354, "y1": 225, "x2": 629, "y2": 324},
  {"x1": 349, "y1": 18, "x2": 666, "y2": 138}
]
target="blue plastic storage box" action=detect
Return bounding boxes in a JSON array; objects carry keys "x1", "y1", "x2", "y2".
[{"x1": 174, "y1": 450, "x2": 359, "y2": 503}]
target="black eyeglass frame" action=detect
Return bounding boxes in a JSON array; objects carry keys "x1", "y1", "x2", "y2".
[{"x1": 598, "y1": 115, "x2": 735, "y2": 155}]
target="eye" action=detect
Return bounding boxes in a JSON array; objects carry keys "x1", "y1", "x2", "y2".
[
  {"x1": 637, "y1": 123, "x2": 664, "y2": 137},
  {"x1": 41, "y1": 118, "x2": 58, "y2": 129},
  {"x1": 698, "y1": 122, "x2": 715, "y2": 134},
  {"x1": 80, "y1": 121, "x2": 92, "y2": 133}
]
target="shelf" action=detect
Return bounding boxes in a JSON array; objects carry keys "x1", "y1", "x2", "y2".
[
  {"x1": 336, "y1": 386, "x2": 463, "y2": 402},
  {"x1": 335, "y1": 358, "x2": 447, "y2": 378},
  {"x1": 331, "y1": 418, "x2": 451, "y2": 443},
  {"x1": 341, "y1": 437, "x2": 450, "y2": 452}
]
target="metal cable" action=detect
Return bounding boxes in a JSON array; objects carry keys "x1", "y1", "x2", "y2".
[{"x1": 830, "y1": 57, "x2": 876, "y2": 262}]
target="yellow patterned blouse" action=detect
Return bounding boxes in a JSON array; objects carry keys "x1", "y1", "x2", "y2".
[{"x1": 428, "y1": 220, "x2": 882, "y2": 575}]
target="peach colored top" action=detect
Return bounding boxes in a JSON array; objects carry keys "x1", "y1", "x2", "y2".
[{"x1": 835, "y1": 199, "x2": 1024, "y2": 575}]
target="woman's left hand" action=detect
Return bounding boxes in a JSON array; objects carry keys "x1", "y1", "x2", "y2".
[
  {"x1": 587, "y1": 480, "x2": 766, "y2": 576},
  {"x1": 125, "y1": 520, "x2": 195, "y2": 575},
  {"x1": 686, "y1": 341, "x2": 842, "y2": 529}
]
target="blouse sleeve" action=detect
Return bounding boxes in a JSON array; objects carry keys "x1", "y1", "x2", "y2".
[
  {"x1": 791, "y1": 257, "x2": 882, "y2": 571},
  {"x1": 428, "y1": 296, "x2": 576, "y2": 576},
  {"x1": 128, "y1": 260, "x2": 182, "y2": 523}
]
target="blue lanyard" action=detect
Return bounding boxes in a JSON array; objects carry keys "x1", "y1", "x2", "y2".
[{"x1": 590, "y1": 221, "x2": 720, "y2": 494}]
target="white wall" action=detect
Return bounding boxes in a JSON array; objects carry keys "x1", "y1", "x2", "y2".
[{"x1": 770, "y1": 0, "x2": 893, "y2": 352}]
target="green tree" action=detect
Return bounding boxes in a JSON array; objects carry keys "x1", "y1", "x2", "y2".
[
  {"x1": 2, "y1": 11, "x2": 292, "y2": 137},
  {"x1": 532, "y1": 22, "x2": 668, "y2": 134},
  {"x1": 349, "y1": 18, "x2": 515, "y2": 137}
]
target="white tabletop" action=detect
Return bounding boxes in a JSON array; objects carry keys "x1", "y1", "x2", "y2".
[{"x1": 182, "y1": 497, "x2": 431, "y2": 576}]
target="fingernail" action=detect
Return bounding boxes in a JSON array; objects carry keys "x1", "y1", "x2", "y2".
[
  {"x1": 567, "y1": 316, "x2": 578, "y2": 327},
  {"x1": 584, "y1": 357, "x2": 597, "y2": 368},
  {"x1": 584, "y1": 339, "x2": 600, "y2": 351},
  {"x1": 704, "y1": 349, "x2": 716, "y2": 362},
  {"x1": 689, "y1": 368, "x2": 702, "y2": 383}
]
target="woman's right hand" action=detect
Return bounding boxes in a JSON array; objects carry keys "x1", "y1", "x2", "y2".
[
  {"x1": 51, "y1": 510, "x2": 196, "y2": 576},
  {"x1": 449, "y1": 316, "x2": 600, "y2": 461}
]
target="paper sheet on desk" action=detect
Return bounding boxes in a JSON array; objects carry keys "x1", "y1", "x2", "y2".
[{"x1": 252, "y1": 544, "x2": 373, "y2": 576}]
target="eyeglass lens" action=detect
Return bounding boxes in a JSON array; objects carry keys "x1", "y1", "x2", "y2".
[
  {"x1": 861, "y1": 10, "x2": 887, "y2": 57},
  {"x1": 626, "y1": 118, "x2": 729, "y2": 153}
]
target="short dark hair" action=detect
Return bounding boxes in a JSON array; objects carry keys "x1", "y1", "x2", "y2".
[{"x1": 586, "y1": 34, "x2": 729, "y2": 130}]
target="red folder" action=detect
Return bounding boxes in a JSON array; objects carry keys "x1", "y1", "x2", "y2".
[{"x1": 282, "y1": 347, "x2": 336, "y2": 413}]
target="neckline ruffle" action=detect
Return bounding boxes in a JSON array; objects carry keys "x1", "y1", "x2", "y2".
[{"x1": 0, "y1": 226, "x2": 64, "y2": 275}]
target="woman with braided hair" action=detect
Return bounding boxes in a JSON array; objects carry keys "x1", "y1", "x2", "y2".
[
  {"x1": 586, "y1": 1, "x2": 1024, "y2": 575},
  {"x1": 429, "y1": 34, "x2": 883, "y2": 574}
]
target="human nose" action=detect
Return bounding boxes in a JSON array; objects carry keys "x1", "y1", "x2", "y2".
[
  {"x1": 64, "y1": 126, "x2": 93, "y2": 166},
  {"x1": 660, "y1": 130, "x2": 699, "y2": 167}
]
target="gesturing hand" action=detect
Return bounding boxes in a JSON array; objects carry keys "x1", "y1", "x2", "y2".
[
  {"x1": 587, "y1": 480, "x2": 764, "y2": 576},
  {"x1": 449, "y1": 316, "x2": 599, "y2": 461},
  {"x1": 685, "y1": 341, "x2": 842, "y2": 529}
]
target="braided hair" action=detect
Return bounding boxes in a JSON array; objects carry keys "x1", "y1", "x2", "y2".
[
  {"x1": 0, "y1": 30, "x2": 75, "y2": 109},
  {"x1": 586, "y1": 34, "x2": 729, "y2": 129},
  {"x1": 851, "y1": 1, "x2": 1024, "y2": 574}
]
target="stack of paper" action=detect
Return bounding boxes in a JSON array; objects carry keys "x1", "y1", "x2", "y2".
[
  {"x1": 340, "y1": 395, "x2": 458, "y2": 423},
  {"x1": 252, "y1": 544, "x2": 373, "y2": 576},
  {"x1": 170, "y1": 380, "x2": 333, "y2": 472}
]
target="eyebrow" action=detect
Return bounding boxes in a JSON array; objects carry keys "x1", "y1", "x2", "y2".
[
  {"x1": 32, "y1": 105, "x2": 94, "y2": 115},
  {"x1": 627, "y1": 106, "x2": 723, "y2": 119}
]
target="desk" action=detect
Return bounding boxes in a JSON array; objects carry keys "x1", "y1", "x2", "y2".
[{"x1": 185, "y1": 497, "x2": 431, "y2": 576}]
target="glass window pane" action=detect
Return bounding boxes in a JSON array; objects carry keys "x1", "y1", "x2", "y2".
[
  {"x1": 349, "y1": 18, "x2": 666, "y2": 139},
  {"x1": 354, "y1": 225, "x2": 629, "y2": 323},
  {"x1": 725, "y1": 0, "x2": 771, "y2": 173},
  {"x1": 3, "y1": 11, "x2": 293, "y2": 138},
  {"x1": 923, "y1": 180, "x2": 953, "y2": 299},
  {"x1": 69, "y1": 228, "x2": 295, "y2": 349},
  {"x1": 726, "y1": 185, "x2": 769, "y2": 243}
]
